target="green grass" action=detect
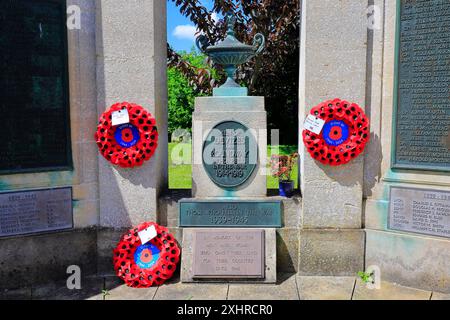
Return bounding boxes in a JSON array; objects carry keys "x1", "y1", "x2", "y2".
[{"x1": 169, "y1": 143, "x2": 298, "y2": 190}]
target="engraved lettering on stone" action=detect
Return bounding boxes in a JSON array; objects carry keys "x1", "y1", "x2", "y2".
[
  {"x1": 193, "y1": 230, "x2": 265, "y2": 278},
  {"x1": 389, "y1": 187, "x2": 450, "y2": 238},
  {"x1": 395, "y1": 0, "x2": 450, "y2": 169}
]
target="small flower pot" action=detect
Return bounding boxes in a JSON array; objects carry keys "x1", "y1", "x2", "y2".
[{"x1": 279, "y1": 180, "x2": 295, "y2": 198}]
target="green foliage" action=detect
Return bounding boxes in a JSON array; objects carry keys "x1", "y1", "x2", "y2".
[
  {"x1": 168, "y1": 48, "x2": 217, "y2": 136},
  {"x1": 357, "y1": 271, "x2": 374, "y2": 284}
]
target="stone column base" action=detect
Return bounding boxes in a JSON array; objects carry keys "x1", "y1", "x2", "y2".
[{"x1": 298, "y1": 229, "x2": 365, "y2": 276}]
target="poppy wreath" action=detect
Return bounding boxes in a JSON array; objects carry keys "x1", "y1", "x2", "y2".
[
  {"x1": 113, "y1": 222, "x2": 181, "y2": 288},
  {"x1": 95, "y1": 102, "x2": 158, "y2": 168},
  {"x1": 302, "y1": 98, "x2": 370, "y2": 166}
]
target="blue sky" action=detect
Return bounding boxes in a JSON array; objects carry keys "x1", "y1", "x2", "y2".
[{"x1": 167, "y1": 0, "x2": 220, "y2": 53}]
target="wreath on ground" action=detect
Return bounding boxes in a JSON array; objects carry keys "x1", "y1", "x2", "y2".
[
  {"x1": 95, "y1": 102, "x2": 158, "y2": 168},
  {"x1": 113, "y1": 222, "x2": 181, "y2": 288},
  {"x1": 302, "y1": 98, "x2": 370, "y2": 166}
]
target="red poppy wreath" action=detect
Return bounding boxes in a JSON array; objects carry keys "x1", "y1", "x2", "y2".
[
  {"x1": 95, "y1": 102, "x2": 158, "y2": 168},
  {"x1": 113, "y1": 222, "x2": 181, "y2": 288},
  {"x1": 302, "y1": 98, "x2": 370, "y2": 166}
]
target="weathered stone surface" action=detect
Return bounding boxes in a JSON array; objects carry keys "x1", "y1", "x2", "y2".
[
  {"x1": 96, "y1": 0, "x2": 168, "y2": 228},
  {"x1": 276, "y1": 228, "x2": 299, "y2": 273},
  {"x1": 353, "y1": 279, "x2": 431, "y2": 300},
  {"x1": 298, "y1": 229, "x2": 364, "y2": 276},
  {"x1": 281, "y1": 195, "x2": 302, "y2": 228},
  {"x1": 192, "y1": 97, "x2": 267, "y2": 198},
  {"x1": 158, "y1": 190, "x2": 191, "y2": 227},
  {"x1": 227, "y1": 273, "x2": 299, "y2": 300},
  {"x1": 0, "y1": 287, "x2": 32, "y2": 300},
  {"x1": 32, "y1": 277, "x2": 104, "y2": 300},
  {"x1": 104, "y1": 278, "x2": 157, "y2": 300},
  {"x1": 365, "y1": 229, "x2": 450, "y2": 293},
  {"x1": 181, "y1": 228, "x2": 276, "y2": 283},
  {"x1": 97, "y1": 228, "x2": 128, "y2": 276},
  {"x1": 297, "y1": 276, "x2": 355, "y2": 300},
  {"x1": 298, "y1": 0, "x2": 367, "y2": 229},
  {"x1": 154, "y1": 280, "x2": 228, "y2": 300},
  {"x1": 0, "y1": 229, "x2": 97, "y2": 289},
  {"x1": 431, "y1": 292, "x2": 450, "y2": 300}
]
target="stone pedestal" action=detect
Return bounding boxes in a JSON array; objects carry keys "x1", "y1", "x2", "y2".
[
  {"x1": 181, "y1": 94, "x2": 278, "y2": 283},
  {"x1": 192, "y1": 97, "x2": 267, "y2": 198}
]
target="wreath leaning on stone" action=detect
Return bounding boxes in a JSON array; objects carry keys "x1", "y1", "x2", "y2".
[
  {"x1": 113, "y1": 222, "x2": 181, "y2": 288},
  {"x1": 95, "y1": 102, "x2": 158, "y2": 168},
  {"x1": 302, "y1": 98, "x2": 370, "y2": 166}
]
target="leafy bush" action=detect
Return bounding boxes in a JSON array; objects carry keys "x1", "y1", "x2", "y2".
[{"x1": 168, "y1": 48, "x2": 217, "y2": 136}]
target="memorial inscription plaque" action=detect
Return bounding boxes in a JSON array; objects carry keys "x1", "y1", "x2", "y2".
[
  {"x1": 0, "y1": 0, "x2": 71, "y2": 172},
  {"x1": 179, "y1": 199, "x2": 281, "y2": 227},
  {"x1": 393, "y1": 0, "x2": 450, "y2": 171},
  {"x1": 0, "y1": 188, "x2": 73, "y2": 237},
  {"x1": 193, "y1": 229, "x2": 265, "y2": 279},
  {"x1": 203, "y1": 121, "x2": 258, "y2": 188},
  {"x1": 389, "y1": 187, "x2": 450, "y2": 238}
]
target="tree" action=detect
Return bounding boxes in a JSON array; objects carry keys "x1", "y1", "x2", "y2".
[
  {"x1": 168, "y1": 0, "x2": 300, "y2": 144},
  {"x1": 168, "y1": 48, "x2": 218, "y2": 136}
]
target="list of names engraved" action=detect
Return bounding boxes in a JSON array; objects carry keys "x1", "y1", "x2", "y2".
[
  {"x1": 0, "y1": 188, "x2": 73, "y2": 237},
  {"x1": 394, "y1": 0, "x2": 450, "y2": 170},
  {"x1": 389, "y1": 187, "x2": 450, "y2": 238}
]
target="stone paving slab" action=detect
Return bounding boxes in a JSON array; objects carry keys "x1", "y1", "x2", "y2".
[
  {"x1": 104, "y1": 278, "x2": 157, "y2": 300},
  {"x1": 297, "y1": 276, "x2": 355, "y2": 300},
  {"x1": 431, "y1": 292, "x2": 450, "y2": 300},
  {"x1": 0, "y1": 287, "x2": 32, "y2": 300},
  {"x1": 154, "y1": 281, "x2": 228, "y2": 300},
  {"x1": 227, "y1": 274, "x2": 299, "y2": 300},
  {"x1": 352, "y1": 280, "x2": 432, "y2": 300},
  {"x1": 32, "y1": 278, "x2": 104, "y2": 300}
]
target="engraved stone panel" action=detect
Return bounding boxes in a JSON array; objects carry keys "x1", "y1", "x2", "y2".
[
  {"x1": 0, "y1": 188, "x2": 73, "y2": 237},
  {"x1": 193, "y1": 229, "x2": 265, "y2": 278},
  {"x1": 393, "y1": 0, "x2": 450, "y2": 171},
  {"x1": 179, "y1": 199, "x2": 282, "y2": 227},
  {"x1": 389, "y1": 187, "x2": 450, "y2": 238}
]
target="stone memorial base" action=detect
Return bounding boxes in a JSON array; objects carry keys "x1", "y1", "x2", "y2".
[
  {"x1": 192, "y1": 96, "x2": 267, "y2": 198},
  {"x1": 181, "y1": 228, "x2": 277, "y2": 284}
]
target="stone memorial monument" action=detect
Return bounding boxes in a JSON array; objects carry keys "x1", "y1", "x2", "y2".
[{"x1": 180, "y1": 13, "x2": 278, "y2": 283}]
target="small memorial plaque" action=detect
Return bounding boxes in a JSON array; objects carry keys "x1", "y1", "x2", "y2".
[
  {"x1": 193, "y1": 229, "x2": 265, "y2": 279},
  {"x1": 0, "y1": 188, "x2": 73, "y2": 237},
  {"x1": 179, "y1": 199, "x2": 282, "y2": 227},
  {"x1": 389, "y1": 187, "x2": 450, "y2": 238},
  {"x1": 203, "y1": 121, "x2": 258, "y2": 188}
]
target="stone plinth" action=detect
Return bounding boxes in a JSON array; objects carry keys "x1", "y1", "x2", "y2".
[{"x1": 192, "y1": 97, "x2": 267, "y2": 198}]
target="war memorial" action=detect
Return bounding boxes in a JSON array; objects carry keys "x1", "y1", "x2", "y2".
[{"x1": 0, "y1": 0, "x2": 449, "y2": 302}]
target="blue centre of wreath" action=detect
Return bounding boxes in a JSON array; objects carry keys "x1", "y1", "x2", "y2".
[
  {"x1": 114, "y1": 124, "x2": 140, "y2": 148},
  {"x1": 322, "y1": 120, "x2": 349, "y2": 147},
  {"x1": 134, "y1": 243, "x2": 161, "y2": 269}
]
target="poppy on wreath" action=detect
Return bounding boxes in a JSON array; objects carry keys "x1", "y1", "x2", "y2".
[
  {"x1": 113, "y1": 222, "x2": 181, "y2": 288},
  {"x1": 302, "y1": 98, "x2": 370, "y2": 166},
  {"x1": 95, "y1": 102, "x2": 158, "y2": 168}
]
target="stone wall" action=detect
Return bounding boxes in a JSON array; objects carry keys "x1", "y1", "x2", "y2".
[{"x1": 363, "y1": 0, "x2": 450, "y2": 293}]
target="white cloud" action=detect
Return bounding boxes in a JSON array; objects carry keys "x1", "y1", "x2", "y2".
[{"x1": 172, "y1": 24, "x2": 197, "y2": 40}]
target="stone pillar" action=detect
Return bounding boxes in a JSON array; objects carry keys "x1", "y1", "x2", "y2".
[
  {"x1": 298, "y1": 0, "x2": 367, "y2": 275},
  {"x1": 95, "y1": 0, "x2": 167, "y2": 273}
]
